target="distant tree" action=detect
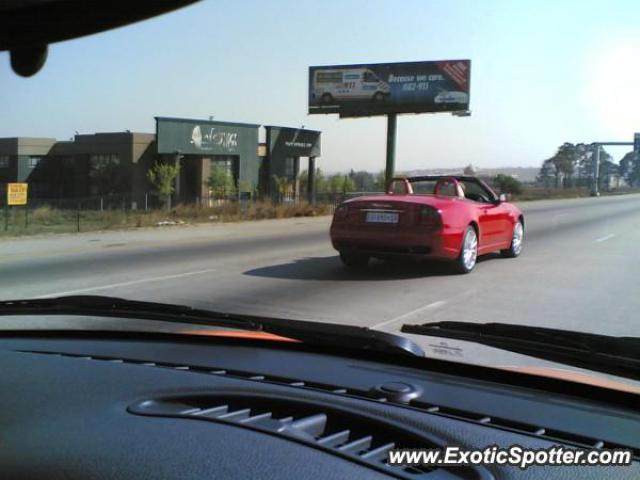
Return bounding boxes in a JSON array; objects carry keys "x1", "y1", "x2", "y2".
[
  {"x1": 316, "y1": 169, "x2": 328, "y2": 193},
  {"x1": 328, "y1": 174, "x2": 356, "y2": 194},
  {"x1": 596, "y1": 149, "x2": 614, "y2": 190},
  {"x1": 348, "y1": 170, "x2": 376, "y2": 191},
  {"x1": 373, "y1": 171, "x2": 387, "y2": 191},
  {"x1": 540, "y1": 143, "x2": 618, "y2": 190},
  {"x1": 537, "y1": 159, "x2": 556, "y2": 188},
  {"x1": 342, "y1": 176, "x2": 356, "y2": 193},
  {"x1": 493, "y1": 174, "x2": 523, "y2": 195},
  {"x1": 574, "y1": 143, "x2": 593, "y2": 187},
  {"x1": 598, "y1": 158, "x2": 619, "y2": 191},
  {"x1": 463, "y1": 164, "x2": 476, "y2": 176},
  {"x1": 207, "y1": 163, "x2": 237, "y2": 199},
  {"x1": 147, "y1": 162, "x2": 179, "y2": 209},
  {"x1": 619, "y1": 151, "x2": 640, "y2": 186},
  {"x1": 298, "y1": 168, "x2": 328, "y2": 195},
  {"x1": 553, "y1": 143, "x2": 579, "y2": 188}
]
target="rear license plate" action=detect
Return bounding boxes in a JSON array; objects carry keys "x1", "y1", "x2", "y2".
[{"x1": 366, "y1": 212, "x2": 399, "y2": 224}]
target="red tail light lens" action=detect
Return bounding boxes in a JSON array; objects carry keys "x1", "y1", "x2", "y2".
[{"x1": 419, "y1": 207, "x2": 442, "y2": 229}]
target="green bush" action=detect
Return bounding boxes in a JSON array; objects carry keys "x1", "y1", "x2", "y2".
[{"x1": 493, "y1": 174, "x2": 523, "y2": 195}]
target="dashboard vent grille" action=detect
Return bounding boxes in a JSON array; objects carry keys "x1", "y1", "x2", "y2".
[
  {"x1": 20, "y1": 349, "x2": 639, "y2": 459},
  {"x1": 128, "y1": 394, "x2": 488, "y2": 479}
]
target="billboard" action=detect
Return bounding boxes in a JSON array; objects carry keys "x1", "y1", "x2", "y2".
[
  {"x1": 156, "y1": 117, "x2": 259, "y2": 156},
  {"x1": 266, "y1": 126, "x2": 321, "y2": 157},
  {"x1": 308, "y1": 60, "x2": 470, "y2": 117}
]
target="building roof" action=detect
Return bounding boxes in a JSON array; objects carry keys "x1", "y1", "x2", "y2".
[
  {"x1": 264, "y1": 125, "x2": 322, "y2": 134},
  {"x1": 155, "y1": 116, "x2": 261, "y2": 129}
]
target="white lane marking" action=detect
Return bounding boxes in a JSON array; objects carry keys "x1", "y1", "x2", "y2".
[
  {"x1": 595, "y1": 233, "x2": 615, "y2": 243},
  {"x1": 35, "y1": 268, "x2": 218, "y2": 299},
  {"x1": 372, "y1": 300, "x2": 447, "y2": 330}
]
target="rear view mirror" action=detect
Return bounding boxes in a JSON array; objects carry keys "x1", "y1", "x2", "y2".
[{"x1": 1, "y1": 0, "x2": 197, "y2": 76}]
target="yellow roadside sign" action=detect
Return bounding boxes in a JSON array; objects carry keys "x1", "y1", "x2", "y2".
[{"x1": 7, "y1": 183, "x2": 28, "y2": 206}]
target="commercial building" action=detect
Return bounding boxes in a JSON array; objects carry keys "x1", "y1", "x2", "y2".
[
  {"x1": 0, "y1": 117, "x2": 321, "y2": 207},
  {"x1": 264, "y1": 125, "x2": 321, "y2": 198},
  {"x1": 156, "y1": 117, "x2": 260, "y2": 205},
  {"x1": 0, "y1": 133, "x2": 156, "y2": 207}
]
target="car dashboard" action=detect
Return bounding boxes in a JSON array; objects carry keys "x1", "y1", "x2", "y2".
[{"x1": 1, "y1": 332, "x2": 638, "y2": 479}]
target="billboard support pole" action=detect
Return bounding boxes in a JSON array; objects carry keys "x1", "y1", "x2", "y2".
[
  {"x1": 385, "y1": 114, "x2": 397, "y2": 187},
  {"x1": 308, "y1": 156, "x2": 316, "y2": 204}
]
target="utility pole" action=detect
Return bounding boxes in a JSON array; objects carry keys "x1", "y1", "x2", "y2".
[{"x1": 591, "y1": 144, "x2": 600, "y2": 197}]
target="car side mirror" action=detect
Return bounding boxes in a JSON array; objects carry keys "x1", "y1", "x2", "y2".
[{"x1": 494, "y1": 193, "x2": 507, "y2": 204}]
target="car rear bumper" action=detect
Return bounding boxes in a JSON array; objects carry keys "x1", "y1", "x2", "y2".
[{"x1": 330, "y1": 223, "x2": 464, "y2": 260}]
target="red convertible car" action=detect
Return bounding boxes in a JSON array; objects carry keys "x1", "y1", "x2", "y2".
[{"x1": 330, "y1": 175, "x2": 524, "y2": 273}]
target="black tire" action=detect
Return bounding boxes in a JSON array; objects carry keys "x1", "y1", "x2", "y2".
[
  {"x1": 373, "y1": 92, "x2": 385, "y2": 102},
  {"x1": 501, "y1": 219, "x2": 524, "y2": 258},
  {"x1": 454, "y1": 226, "x2": 478, "y2": 274},
  {"x1": 321, "y1": 93, "x2": 333, "y2": 104},
  {"x1": 339, "y1": 251, "x2": 370, "y2": 268}
]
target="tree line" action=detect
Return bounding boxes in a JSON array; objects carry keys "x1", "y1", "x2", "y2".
[
  {"x1": 537, "y1": 143, "x2": 640, "y2": 189},
  {"x1": 143, "y1": 164, "x2": 389, "y2": 207},
  {"x1": 144, "y1": 163, "x2": 528, "y2": 208},
  {"x1": 297, "y1": 169, "x2": 387, "y2": 194}
]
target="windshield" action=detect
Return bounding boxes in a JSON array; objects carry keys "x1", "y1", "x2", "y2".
[{"x1": 1, "y1": 0, "x2": 640, "y2": 388}]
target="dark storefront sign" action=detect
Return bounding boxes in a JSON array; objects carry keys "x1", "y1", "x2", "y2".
[
  {"x1": 266, "y1": 126, "x2": 321, "y2": 158},
  {"x1": 308, "y1": 60, "x2": 471, "y2": 117},
  {"x1": 156, "y1": 117, "x2": 259, "y2": 156},
  {"x1": 156, "y1": 117, "x2": 261, "y2": 197}
]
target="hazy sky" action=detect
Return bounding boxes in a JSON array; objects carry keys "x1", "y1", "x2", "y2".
[{"x1": 2, "y1": 0, "x2": 639, "y2": 172}]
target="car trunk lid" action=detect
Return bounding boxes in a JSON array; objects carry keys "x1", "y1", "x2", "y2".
[{"x1": 342, "y1": 195, "x2": 443, "y2": 229}]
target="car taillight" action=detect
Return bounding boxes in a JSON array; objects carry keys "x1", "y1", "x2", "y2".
[
  {"x1": 419, "y1": 207, "x2": 442, "y2": 229},
  {"x1": 334, "y1": 204, "x2": 349, "y2": 220}
]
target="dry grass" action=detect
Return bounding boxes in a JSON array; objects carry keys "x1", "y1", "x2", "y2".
[
  {"x1": 512, "y1": 187, "x2": 592, "y2": 201},
  {"x1": 0, "y1": 200, "x2": 335, "y2": 238},
  {"x1": 144, "y1": 201, "x2": 334, "y2": 225}
]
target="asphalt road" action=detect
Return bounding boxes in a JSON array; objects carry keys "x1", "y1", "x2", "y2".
[{"x1": 0, "y1": 194, "x2": 639, "y2": 367}]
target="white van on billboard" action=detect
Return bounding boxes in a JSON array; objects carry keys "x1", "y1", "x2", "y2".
[{"x1": 311, "y1": 67, "x2": 391, "y2": 104}]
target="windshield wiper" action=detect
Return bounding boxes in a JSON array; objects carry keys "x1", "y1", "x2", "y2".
[
  {"x1": 0, "y1": 296, "x2": 424, "y2": 357},
  {"x1": 401, "y1": 321, "x2": 640, "y2": 381}
]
